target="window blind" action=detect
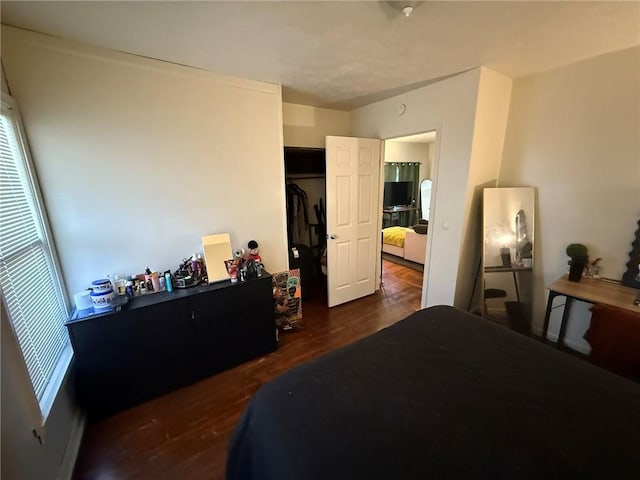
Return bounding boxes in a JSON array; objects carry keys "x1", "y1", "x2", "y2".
[{"x1": 0, "y1": 101, "x2": 69, "y2": 402}]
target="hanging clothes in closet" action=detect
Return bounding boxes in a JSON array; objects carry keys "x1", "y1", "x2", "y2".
[{"x1": 286, "y1": 183, "x2": 310, "y2": 245}]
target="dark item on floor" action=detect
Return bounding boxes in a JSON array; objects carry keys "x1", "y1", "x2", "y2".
[
  {"x1": 504, "y1": 300, "x2": 532, "y2": 335},
  {"x1": 228, "y1": 306, "x2": 640, "y2": 480},
  {"x1": 288, "y1": 244, "x2": 314, "y2": 300}
]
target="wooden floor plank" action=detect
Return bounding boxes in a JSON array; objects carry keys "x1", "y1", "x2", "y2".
[{"x1": 72, "y1": 259, "x2": 424, "y2": 480}]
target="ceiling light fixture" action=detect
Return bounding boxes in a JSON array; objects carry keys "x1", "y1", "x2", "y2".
[{"x1": 387, "y1": 1, "x2": 423, "y2": 18}]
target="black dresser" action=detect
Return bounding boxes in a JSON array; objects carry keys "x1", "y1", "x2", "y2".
[{"x1": 65, "y1": 274, "x2": 277, "y2": 418}]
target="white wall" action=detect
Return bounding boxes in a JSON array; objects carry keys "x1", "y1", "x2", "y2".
[
  {"x1": 455, "y1": 68, "x2": 513, "y2": 310},
  {"x1": 384, "y1": 141, "x2": 431, "y2": 188},
  {"x1": 2, "y1": 26, "x2": 289, "y2": 296},
  {"x1": 499, "y1": 46, "x2": 640, "y2": 352},
  {"x1": 384, "y1": 141, "x2": 429, "y2": 165},
  {"x1": 282, "y1": 102, "x2": 349, "y2": 147},
  {"x1": 350, "y1": 69, "x2": 482, "y2": 307}
]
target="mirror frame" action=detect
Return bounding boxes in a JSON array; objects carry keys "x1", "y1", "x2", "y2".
[
  {"x1": 621, "y1": 219, "x2": 640, "y2": 289},
  {"x1": 483, "y1": 187, "x2": 535, "y2": 270},
  {"x1": 481, "y1": 187, "x2": 535, "y2": 332}
]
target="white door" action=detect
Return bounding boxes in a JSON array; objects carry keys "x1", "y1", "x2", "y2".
[{"x1": 326, "y1": 136, "x2": 381, "y2": 307}]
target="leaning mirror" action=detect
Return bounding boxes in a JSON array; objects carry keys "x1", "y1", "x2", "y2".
[
  {"x1": 420, "y1": 179, "x2": 432, "y2": 221},
  {"x1": 483, "y1": 187, "x2": 535, "y2": 333}
]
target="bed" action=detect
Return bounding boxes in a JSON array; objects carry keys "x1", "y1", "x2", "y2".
[
  {"x1": 227, "y1": 306, "x2": 640, "y2": 479},
  {"x1": 382, "y1": 226, "x2": 427, "y2": 264}
]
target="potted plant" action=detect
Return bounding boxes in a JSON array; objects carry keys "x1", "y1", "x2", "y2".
[{"x1": 566, "y1": 243, "x2": 588, "y2": 282}]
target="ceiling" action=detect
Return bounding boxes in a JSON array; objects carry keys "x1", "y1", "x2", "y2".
[{"x1": 1, "y1": 1, "x2": 639, "y2": 110}]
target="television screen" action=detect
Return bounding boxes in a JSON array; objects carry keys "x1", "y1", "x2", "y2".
[{"x1": 384, "y1": 181, "x2": 413, "y2": 207}]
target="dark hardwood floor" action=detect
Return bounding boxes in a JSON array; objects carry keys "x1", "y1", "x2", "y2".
[{"x1": 72, "y1": 260, "x2": 424, "y2": 480}]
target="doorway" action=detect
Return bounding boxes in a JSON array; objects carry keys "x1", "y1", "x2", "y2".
[
  {"x1": 380, "y1": 131, "x2": 437, "y2": 299},
  {"x1": 293, "y1": 131, "x2": 439, "y2": 309}
]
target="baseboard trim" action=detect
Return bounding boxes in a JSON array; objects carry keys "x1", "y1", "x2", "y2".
[{"x1": 58, "y1": 409, "x2": 86, "y2": 480}]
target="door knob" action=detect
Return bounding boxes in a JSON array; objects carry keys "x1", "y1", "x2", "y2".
[{"x1": 327, "y1": 234, "x2": 337, "y2": 240}]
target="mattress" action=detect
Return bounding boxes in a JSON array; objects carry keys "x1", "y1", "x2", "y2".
[{"x1": 227, "y1": 306, "x2": 640, "y2": 480}]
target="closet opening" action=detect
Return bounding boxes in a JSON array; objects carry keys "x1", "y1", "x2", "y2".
[{"x1": 284, "y1": 147, "x2": 326, "y2": 301}]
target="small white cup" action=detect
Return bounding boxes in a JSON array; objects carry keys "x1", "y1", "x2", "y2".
[{"x1": 73, "y1": 290, "x2": 92, "y2": 310}]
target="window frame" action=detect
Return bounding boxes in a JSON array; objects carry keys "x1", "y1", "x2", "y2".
[{"x1": 1, "y1": 95, "x2": 72, "y2": 422}]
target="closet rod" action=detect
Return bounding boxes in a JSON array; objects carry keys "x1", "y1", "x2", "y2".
[{"x1": 286, "y1": 175, "x2": 325, "y2": 180}]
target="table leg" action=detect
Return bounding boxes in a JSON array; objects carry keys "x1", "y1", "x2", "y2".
[
  {"x1": 557, "y1": 297, "x2": 574, "y2": 348},
  {"x1": 542, "y1": 290, "x2": 556, "y2": 341},
  {"x1": 512, "y1": 271, "x2": 521, "y2": 302}
]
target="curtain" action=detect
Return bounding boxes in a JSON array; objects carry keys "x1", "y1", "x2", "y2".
[{"x1": 384, "y1": 162, "x2": 420, "y2": 225}]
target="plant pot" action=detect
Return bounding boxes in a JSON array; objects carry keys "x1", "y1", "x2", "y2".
[{"x1": 568, "y1": 256, "x2": 588, "y2": 282}]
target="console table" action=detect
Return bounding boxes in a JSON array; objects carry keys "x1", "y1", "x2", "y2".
[
  {"x1": 542, "y1": 275, "x2": 640, "y2": 348},
  {"x1": 66, "y1": 274, "x2": 277, "y2": 418},
  {"x1": 382, "y1": 206, "x2": 417, "y2": 227}
]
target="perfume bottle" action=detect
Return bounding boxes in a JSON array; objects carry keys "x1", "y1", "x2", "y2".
[{"x1": 165, "y1": 272, "x2": 173, "y2": 293}]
